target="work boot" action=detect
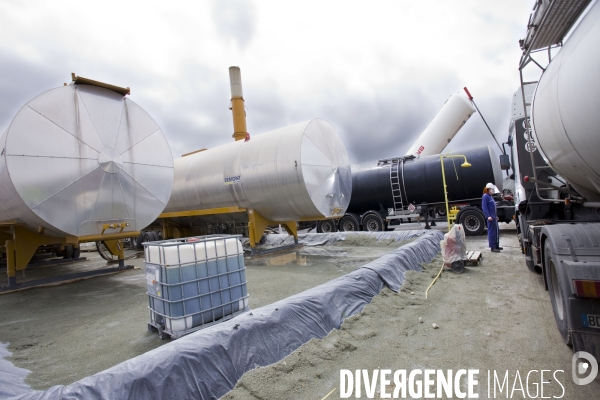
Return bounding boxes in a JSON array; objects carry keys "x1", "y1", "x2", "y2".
[
  {"x1": 496, "y1": 247, "x2": 504, "y2": 250},
  {"x1": 491, "y1": 248, "x2": 501, "y2": 253}
]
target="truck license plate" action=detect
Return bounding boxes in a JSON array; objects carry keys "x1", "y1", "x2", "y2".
[{"x1": 582, "y1": 314, "x2": 600, "y2": 329}]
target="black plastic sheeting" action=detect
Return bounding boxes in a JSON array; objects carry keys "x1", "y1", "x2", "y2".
[{"x1": 6, "y1": 230, "x2": 443, "y2": 400}]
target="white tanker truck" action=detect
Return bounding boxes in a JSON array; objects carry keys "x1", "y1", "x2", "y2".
[{"x1": 511, "y1": 0, "x2": 600, "y2": 357}]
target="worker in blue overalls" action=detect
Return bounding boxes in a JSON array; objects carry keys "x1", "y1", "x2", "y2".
[{"x1": 482, "y1": 183, "x2": 502, "y2": 252}]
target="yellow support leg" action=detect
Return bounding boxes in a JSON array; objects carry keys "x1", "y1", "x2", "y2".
[
  {"x1": 13, "y1": 225, "x2": 66, "y2": 272},
  {"x1": 3, "y1": 225, "x2": 67, "y2": 287},
  {"x1": 247, "y1": 210, "x2": 270, "y2": 248},
  {"x1": 6, "y1": 240, "x2": 16, "y2": 287},
  {"x1": 102, "y1": 239, "x2": 125, "y2": 260},
  {"x1": 281, "y1": 222, "x2": 298, "y2": 244},
  {"x1": 247, "y1": 210, "x2": 298, "y2": 248}
]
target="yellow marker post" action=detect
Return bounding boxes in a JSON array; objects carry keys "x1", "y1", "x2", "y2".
[{"x1": 439, "y1": 154, "x2": 471, "y2": 228}]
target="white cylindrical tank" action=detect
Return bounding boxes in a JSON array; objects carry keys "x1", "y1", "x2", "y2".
[
  {"x1": 531, "y1": 0, "x2": 600, "y2": 202},
  {"x1": 165, "y1": 119, "x2": 352, "y2": 221},
  {"x1": 405, "y1": 93, "x2": 476, "y2": 157},
  {"x1": 0, "y1": 84, "x2": 174, "y2": 237}
]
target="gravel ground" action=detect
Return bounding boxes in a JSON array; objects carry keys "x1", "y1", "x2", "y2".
[
  {"x1": 222, "y1": 224, "x2": 600, "y2": 399},
  {"x1": 2, "y1": 225, "x2": 599, "y2": 399}
]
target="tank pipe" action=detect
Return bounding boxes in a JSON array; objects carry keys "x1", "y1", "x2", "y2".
[
  {"x1": 463, "y1": 87, "x2": 502, "y2": 152},
  {"x1": 401, "y1": 159, "x2": 409, "y2": 208},
  {"x1": 519, "y1": 67, "x2": 554, "y2": 203}
]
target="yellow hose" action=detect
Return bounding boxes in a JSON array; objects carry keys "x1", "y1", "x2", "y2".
[
  {"x1": 321, "y1": 388, "x2": 336, "y2": 400},
  {"x1": 425, "y1": 262, "x2": 445, "y2": 299}
]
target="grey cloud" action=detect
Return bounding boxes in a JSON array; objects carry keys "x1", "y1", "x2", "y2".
[
  {"x1": 446, "y1": 94, "x2": 514, "y2": 156},
  {"x1": 0, "y1": 50, "x2": 515, "y2": 173},
  {"x1": 274, "y1": 71, "x2": 464, "y2": 165},
  {"x1": 211, "y1": 0, "x2": 257, "y2": 50},
  {"x1": 0, "y1": 52, "x2": 64, "y2": 133}
]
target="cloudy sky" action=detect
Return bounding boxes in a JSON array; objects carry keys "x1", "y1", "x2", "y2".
[{"x1": 0, "y1": 0, "x2": 539, "y2": 166}]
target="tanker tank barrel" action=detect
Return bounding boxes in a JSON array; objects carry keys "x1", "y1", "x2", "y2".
[
  {"x1": 0, "y1": 75, "x2": 175, "y2": 286},
  {"x1": 165, "y1": 118, "x2": 352, "y2": 223},
  {"x1": 405, "y1": 93, "x2": 475, "y2": 158},
  {"x1": 348, "y1": 146, "x2": 502, "y2": 215},
  {"x1": 0, "y1": 77, "x2": 174, "y2": 238},
  {"x1": 530, "y1": 0, "x2": 600, "y2": 203}
]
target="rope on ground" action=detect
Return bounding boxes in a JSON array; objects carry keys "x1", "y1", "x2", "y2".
[{"x1": 425, "y1": 262, "x2": 445, "y2": 299}]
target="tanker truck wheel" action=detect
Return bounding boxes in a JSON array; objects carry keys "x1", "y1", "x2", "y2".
[
  {"x1": 96, "y1": 241, "x2": 115, "y2": 261},
  {"x1": 143, "y1": 231, "x2": 158, "y2": 243},
  {"x1": 458, "y1": 207, "x2": 485, "y2": 236},
  {"x1": 60, "y1": 245, "x2": 80, "y2": 259},
  {"x1": 130, "y1": 233, "x2": 144, "y2": 250},
  {"x1": 317, "y1": 219, "x2": 337, "y2": 233},
  {"x1": 338, "y1": 215, "x2": 360, "y2": 232},
  {"x1": 362, "y1": 214, "x2": 385, "y2": 232},
  {"x1": 61, "y1": 245, "x2": 74, "y2": 259},
  {"x1": 545, "y1": 241, "x2": 572, "y2": 346}
]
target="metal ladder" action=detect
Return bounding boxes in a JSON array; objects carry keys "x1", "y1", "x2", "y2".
[{"x1": 389, "y1": 159, "x2": 404, "y2": 215}]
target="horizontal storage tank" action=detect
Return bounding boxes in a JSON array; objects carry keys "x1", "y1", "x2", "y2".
[
  {"x1": 405, "y1": 93, "x2": 476, "y2": 158},
  {"x1": 531, "y1": 0, "x2": 600, "y2": 202},
  {"x1": 165, "y1": 119, "x2": 352, "y2": 221},
  {"x1": 0, "y1": 83, "x2": 174, "y2": 237},
  {"x1": 347, "y1": 146, "x2": 502, "y2": 213}
]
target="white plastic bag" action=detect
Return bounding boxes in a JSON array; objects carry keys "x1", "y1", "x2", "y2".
[{"x1": 441, "y1": 224, "x2": 466, "y2": 267}]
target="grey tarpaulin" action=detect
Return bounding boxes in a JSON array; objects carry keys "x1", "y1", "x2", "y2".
[{"x1": 6, "y1": 230, "x2": 443, "y2": 400}]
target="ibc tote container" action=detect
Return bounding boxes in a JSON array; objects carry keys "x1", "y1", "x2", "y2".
[{"x1": 144, "y1": 235, "x2": 249, "y2": 339}]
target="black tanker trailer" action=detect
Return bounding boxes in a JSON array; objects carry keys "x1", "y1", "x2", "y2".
[{"x1": 317, "y1": 146, "x2": 514, "y2": 235}]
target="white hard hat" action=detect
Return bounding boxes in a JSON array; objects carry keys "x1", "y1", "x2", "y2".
[{"x1": 485, "y1": 183, "x2": 495, "y2": 189}]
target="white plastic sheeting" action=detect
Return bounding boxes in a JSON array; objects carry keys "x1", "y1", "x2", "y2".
[
  {"x1": 0, "y1": 343, "x2": 31, "y2": 399},
  {"x1": 246, "y1": 230, "x2": 430, "y2": 247},
  {"x1": 441, "y1": 225, "x2": 467, "y2": 266}
]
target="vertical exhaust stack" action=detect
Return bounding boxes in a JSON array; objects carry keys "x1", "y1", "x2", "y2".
[{"x1": 229, "y1": 66, "x2": 248, "y2": 141}]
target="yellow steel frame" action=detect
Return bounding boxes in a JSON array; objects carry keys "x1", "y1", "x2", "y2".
[
  {"x1": 1, "y1": 221, "x2": 139, "y2": 286},
  {"x1": 158, "y1": 206, "x2": 248, "y2": 239},
  {"x1": 157, "y1": 206, "x2": 298, "y2": 248},
  {"x1": 159, "y1": 206, "x2": 246, "y2": 219},
  {"x1": 448, "y1": 207, "x2": 460, "y2": 225}
]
